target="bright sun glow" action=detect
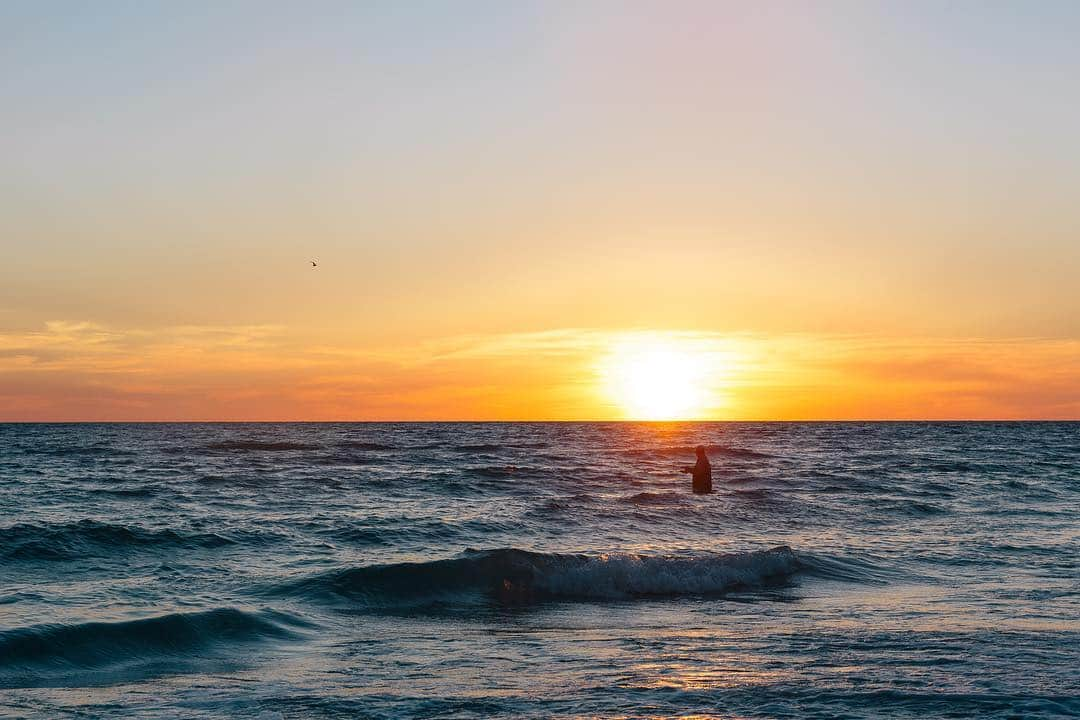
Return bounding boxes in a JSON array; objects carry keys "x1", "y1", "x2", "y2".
[{"x1": 601, "y1": 336, "x2": 724, "y2": 420}]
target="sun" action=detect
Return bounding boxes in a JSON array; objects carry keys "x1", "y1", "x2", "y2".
[{"x1": 600, "y1": 336, "x2": 719, "y2": 420}]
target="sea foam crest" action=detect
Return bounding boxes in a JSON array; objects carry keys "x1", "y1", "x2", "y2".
[
  {"x1": 279, "y1": 546, "x2": 802, "y2": 606},
  {"x1": 527, "y1": 546, "x2": 799, "y2": 597}
]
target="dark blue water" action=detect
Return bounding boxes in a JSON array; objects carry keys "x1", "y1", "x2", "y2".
[{"x1": 1, "y1": 422, "x2": 1077, "y2": 719}]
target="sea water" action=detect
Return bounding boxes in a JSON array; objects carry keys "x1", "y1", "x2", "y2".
[{"x1": 1, "y1": 422, "x2": 1077, "y2": 718}]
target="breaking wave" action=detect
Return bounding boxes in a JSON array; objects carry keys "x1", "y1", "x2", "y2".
[{"x1": 267, "y1": 546, "x2": 870, "y2": 608}]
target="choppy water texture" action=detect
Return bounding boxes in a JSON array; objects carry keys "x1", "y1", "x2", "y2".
[{"x1": 1, "y1": 422, "x2": 1078, "y2": 719}]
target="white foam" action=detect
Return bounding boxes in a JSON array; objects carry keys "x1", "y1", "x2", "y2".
[{"x1": 531, "y1": 546, "x2": 797, "y2": 598}]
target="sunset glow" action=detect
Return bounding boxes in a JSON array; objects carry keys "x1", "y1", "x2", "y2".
[
  {"x1": 600, "y1": 337, "x2": 730, "y2": 420},
  {"x1": 2, "y1": 322, "x2": 1079, "y2": 421}
]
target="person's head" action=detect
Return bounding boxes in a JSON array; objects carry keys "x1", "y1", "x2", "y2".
[{"x1": 695, "y1": 445, "x2": 706, "y2": 459}]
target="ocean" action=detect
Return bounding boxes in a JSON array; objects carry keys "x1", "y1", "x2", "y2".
[{"x1": 1, "y1": 422, "x2": 1077, "y2": 719}]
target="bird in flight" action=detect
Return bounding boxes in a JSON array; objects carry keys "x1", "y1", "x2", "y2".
[{"x1": 310, "y1": 260, "x2": 318, "y2": 267}]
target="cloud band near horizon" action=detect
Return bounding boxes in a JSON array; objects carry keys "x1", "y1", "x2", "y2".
[{"x1": 2, "y1": 322, "x2": 1077, "y2": 421}]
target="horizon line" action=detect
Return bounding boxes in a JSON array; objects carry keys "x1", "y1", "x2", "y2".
[{"x1": 2, "y1": 419, "x2": 1077, "y2": 424}]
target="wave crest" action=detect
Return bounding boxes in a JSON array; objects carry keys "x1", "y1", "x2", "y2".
[
  {"x1": 0, "y1": 608, "x2": 308, "y2": 676},
  {"x1": 275, "y1": 546, "x2": 803, "y2": 607},
  {"x1": 624, "y1": 491, "x2": 686, "y2": 505},
  {"x1": 205, "y1": 440, "x2": 320, "y2": 451},
  {"x1": 623, "y1": 444, "x2": 773, "y2": 460},
  {"x1": 1, "y1": 520, "x2": 260, "y2": 561},
  {"x1": 337, "y1": 441, "x2": 395, "y2": 451}
]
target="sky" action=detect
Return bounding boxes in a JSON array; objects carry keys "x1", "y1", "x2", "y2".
[{"x1": 2, "y1": 1, "x2": 1078, "y2": 420}]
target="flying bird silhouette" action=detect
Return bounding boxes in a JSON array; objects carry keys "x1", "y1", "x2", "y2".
[{"x1": 310, "y1": 260, "x2": 318, "y2": 267}]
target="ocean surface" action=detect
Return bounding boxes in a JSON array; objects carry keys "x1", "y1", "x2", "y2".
[{"x1": 1, "y1": 422, "x2": 1077, "y2": 719}]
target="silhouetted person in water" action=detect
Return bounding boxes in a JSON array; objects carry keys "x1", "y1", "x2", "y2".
[{"x1": 682, "y1": 445, "x2": 713, "y2": 494}]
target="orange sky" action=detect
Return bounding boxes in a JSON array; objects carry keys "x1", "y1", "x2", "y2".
[
  {"x1": 2, "y1": 324, "x2": 1077, "y2": 420},
  {"x1": 2, "y1": 3, "x2": 1079, "y2": 420}
]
